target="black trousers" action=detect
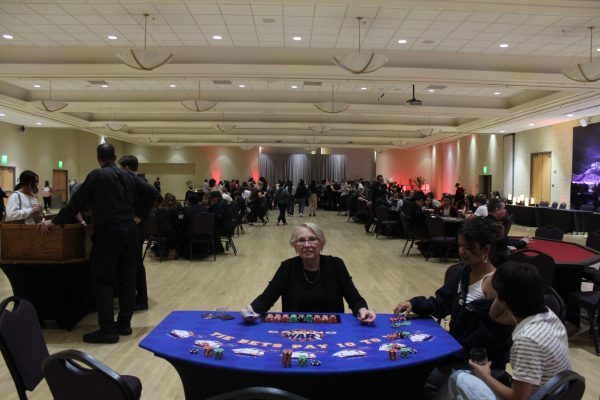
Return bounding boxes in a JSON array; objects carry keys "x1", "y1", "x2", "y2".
[
  {"x1": 43, "y1": 196, "x2": 51, "y2": 210},
  {"x1": 277, "y1": 204, "x2": 287, "y2": 223},
  {"x1": 89, "y1": 220, "x2": 139, "y2": 333}
]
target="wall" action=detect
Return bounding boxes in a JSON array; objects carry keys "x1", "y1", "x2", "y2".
[
  {"x1": 503, "y1": 134, "x2": 514, "y2": 197},
  {"x1": 320, "y1": 148, "x2": 374, "y2": 180},
  {"x1": 456, "y1": 134, "x2": 504, "y2": 195},
  {"x1": 0, "y1": 121, "x2": 109, "y2": 192},
  {"x1": 121, "y1": 144, "x2": 259, "y2": 198},
  {"x1": 376, "y1": 146, "x2": 434, "y2": 190}
]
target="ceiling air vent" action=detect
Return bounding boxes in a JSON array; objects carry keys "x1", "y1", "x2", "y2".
[
  {"x1": 87, "y1": 80, "x2": 109, "y2": 86},
  {"x1": 213, "y1": 80, "x2": 232, "y2": 85},
  {"x1": 427, "y1": 85, "x2": 446, "y2": 90},
  {"x1": 303, "y1": 81, "x2": 322, "y2": 86}
]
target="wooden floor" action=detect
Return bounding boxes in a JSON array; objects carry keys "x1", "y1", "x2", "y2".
[{"x1": 0, "y1": 211, "x2": 598, "y2": 399}]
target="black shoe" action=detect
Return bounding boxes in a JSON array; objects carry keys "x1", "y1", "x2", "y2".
[
  {"x1": 118, "y1": 326, "x2": 133, "y2": 336},
  {"x1": 83, "y1": 329, "x2": 119, "y2": 344},
  {"x1": 133, "y1": 303, "x2": 149, "y2": 312}
]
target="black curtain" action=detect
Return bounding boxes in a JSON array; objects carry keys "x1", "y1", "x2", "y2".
[{"x1": 259, "y1": 153, "x2": 347, "y2": 186}]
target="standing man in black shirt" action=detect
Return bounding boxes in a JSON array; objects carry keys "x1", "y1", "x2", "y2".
[
  {"x1": 39, "y1": 144, "x2": 158, "y2": 343},
  {"x1": 154, "y1": 177, "x2": 161, "y2": 194}
]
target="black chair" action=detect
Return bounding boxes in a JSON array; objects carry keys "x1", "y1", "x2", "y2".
[
  {"x1": 528, "y1": 370, "x2": 585, "y2": 400},
  {"x1": 507, "y1": 249, "x2": 555, "y2": 287},
  {"x1": 559, "y1": 202, "x2": 567, "y2": 209},
  {"x1": 425, "y1": 214, "x2": 457, "y2": 262},
  {"x1": 399, "y1": 211, "x2": 427, "y2": 257},
  {"x1": 544, "y1": 286, "x2": 567, "y2": 323},
  {"x1": 43, "y1": 349, "x2": 142, "y2": 400},
  {"x1": 142, "y1": 214, "x2": 169, "y2": 262},
  {"x1": 539, "y1": 201, "x2": 550, "y2": 208},
  {"x1": 188, "y1": 213, "x2": 216, "y2": 261},
  {"x1": 580, "y1": 204, "x2": 594, "y2": 212},
  {"x1": 567, "y1": 289, "x2": 600, "y2": 355},
  {"x1": 0, "y1": 296, "x2": 49, "y2": 400},
  {"x1": 582, "y1": 231, "x2": 600, "y2": 287},
  {"x1": 535, "y1": 226, "x2": 564, "y2": 241},
  {"x1": 374, "y1": 205, "x2": 400, "y2": 238},
  {"x1": 551, "y1": 201, "x2": 559, "y2": 209},
  {"x1": 438, "y1": 263, "x2": 463, "y2": 325},
  {"x1": 207, "y1": 386, "x2": 309, "y2": 400}
]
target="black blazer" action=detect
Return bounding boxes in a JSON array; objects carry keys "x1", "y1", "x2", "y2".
[{"x1": 251, "y1": 255, "x2": 368, "y2": 316}]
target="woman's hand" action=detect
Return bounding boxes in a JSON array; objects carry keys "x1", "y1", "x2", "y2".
[
  {"x1": 357, "y1": 308, "x2": 376, "y2": 324},
  {"x1": 393, "y1": 301, "x2": 412, "y2": 316},
  {"x1": 37, "y1": 219, "x2": 54, "y2": 234},
  {"x1": 469, "y1": 360, "x2": 492, "y2": 380},
  {"x1": 240, "y1": 305, "x2": 260, "y2": 323}
]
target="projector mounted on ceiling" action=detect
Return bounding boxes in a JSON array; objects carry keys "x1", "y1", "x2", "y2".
[{"x1": 406, "y1": 84, "x2": 423, "y2": 106}]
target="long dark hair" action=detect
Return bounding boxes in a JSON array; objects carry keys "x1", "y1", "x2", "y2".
[
  {"x1": 15, "y1": 170, "x2": 38, "y2": 191},
  {"x1": 459, "y1": 217, "x2": 505, "y2": 265}
]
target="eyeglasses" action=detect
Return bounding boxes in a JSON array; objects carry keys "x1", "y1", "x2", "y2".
[{"x1": 294, "y1": 237, "x2": 320, "y2": 245}]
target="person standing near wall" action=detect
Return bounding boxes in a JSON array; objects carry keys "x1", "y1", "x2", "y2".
[
  {"x1": 39, "y1": 144, "x2": 158, "y2": 343},
  {"x1": 41, "y1": 180, "x2": 52, "y2": 212}
]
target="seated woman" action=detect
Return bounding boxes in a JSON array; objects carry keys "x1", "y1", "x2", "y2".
[
  {"x1": 440, "y1": 262, "x2": 571, "y2": 400},
  {"x1": 436, "y1": 196, "x2": 459, "y2": 217},
  {"x1": 394, "y1": 217, "x2": 512, "y2": 398},
  {"x1": 4, "y1": 170, "x2": 43, "y2": 224},
  {"x1": 241, "y1": 222, "x2": 376, "y2": 324},
  {"x1": 155, "y1": 193, "x2": 181, "y2": 258}
]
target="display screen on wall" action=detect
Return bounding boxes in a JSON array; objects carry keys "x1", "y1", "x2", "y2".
[{"x1": 571, "y1": 122, "x2": 600, "y2": 209}]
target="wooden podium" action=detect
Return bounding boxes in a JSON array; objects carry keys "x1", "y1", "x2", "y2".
[{"x1": 0, "y1": 223, "x2": 94, "y2": 330}]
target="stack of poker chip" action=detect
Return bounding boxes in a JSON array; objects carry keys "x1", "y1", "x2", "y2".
[
  {"x1": 214, "y1": 347, "x2": 224, "y2": 360},
  {"x1": 400, "y1": 347, "x2": 417, "y2": 358},
  {"x1": 203, "y1": 345, "x2": 214, "y2": 357},
  {"x1": 388, "y1": 348, "x2": 398, "y2": 361},
  {"x1": 282, "y1": 349, "x2": 292, "y2": 367},
  {"x1": 298, "y1": 354, "x2": 308, "y2": 367}
]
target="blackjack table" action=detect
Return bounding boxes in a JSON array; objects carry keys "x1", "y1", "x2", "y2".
[{"x1": 140, "y1": 311, "x2": 462, "y2": 399}]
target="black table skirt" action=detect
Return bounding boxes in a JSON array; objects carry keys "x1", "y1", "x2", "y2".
[
  {"x1": 506, "y1": 205, "x2": 600, "y2": 233},
  {"x1": 0, "y1": 260, "x2": 94, "y2": 330}
]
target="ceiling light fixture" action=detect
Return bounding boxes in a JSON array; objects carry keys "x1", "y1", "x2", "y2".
[
  {"x1": 2, "y1": 34, "x2": 13, "y2": 40},
  {"x1": 35, "y1": 122, "x2": 42, "y2": 125},
  {"x1": 238, "y1": 84, "x2": 246, "y2": 88},
  {"x1": 33, "y1": 84, "x2": 41, "y2": 88},
  {"x1": 528, "y1": 123, "x2": 535, "y2": 126},
  {"x1": 292, "y1": 36, "x2": 302, "y2": 41},
  {"x1": 333, "y1": 17, "x2": 387, "y2": 74},
  {"x1": 562, "y1": 27, "x2": 600, "y2": 82},
  {"x1": 116, "y1": 13, "x2": 173, "y2": 71},
  {"x1": 493, "y1": 92, "x2": 501, "y2": 95},
  {"x1": 499, "y1": 43, "x2": 509, "y2": 48},
  {"x1": 499, "y1": 130, "x2": 506, "y2": 133},
  {"x1": 169, "y1": 84, "x2": 176, "y2": 88},
  {"x1": 290, "y1": 85, "x2": 298, "y2": 89},
  {"x1": 101, "y1": 84, "x2": 109, "y2": 88},
  {"x1": 428, "y1": 89, "x2": 435, "y2": 93},
  {"x1": 397, "y1": 39, "x2": 407, "y2": 44},
  {"x1": 566, "y1": 113, "x2": 574, "y2": 117},
  {"x1": 32, "y1": 80, "x2": 68, "y2": 112},
  {"x1": 181, "y1": 80, "x2": 217, "y2": 112},
  {"x1": 106, "y1": 113, "x2": 128, "y2": 132},
  {"x1": 0, "y1": 113, "x2": 4, "y2": 117},
  {"x1": 212, "y1": 35, "x2": 223, "y2": 40},
  {"x1": 107, "y1": 35, "x2": 118, "y2": 40},
  {"x1": 360, "y1": 87, "x2": 368, "y2": 90},
  {"x1": 314, "y1": 83, "x2": 350, "y2": 113},
  {"x1": 215, "y1": 112, "x2": 236, "y2": 132}
]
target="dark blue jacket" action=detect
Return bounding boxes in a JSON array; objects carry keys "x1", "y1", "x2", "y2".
[{"x1": 410, "y1": 263, "x2": 512, "y2": 370}]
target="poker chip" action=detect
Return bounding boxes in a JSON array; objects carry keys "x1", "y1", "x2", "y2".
[
  {"x1": 189, "y1": 348, "x2": 199, "y2": 355},
  {"x1": 310, "y1": 360, "x2": 322, "y2": 367}
]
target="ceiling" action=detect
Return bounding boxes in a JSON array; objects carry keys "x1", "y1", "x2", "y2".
[{"x1": 1, "y1": 0, "x2": 600, "y2": 150}]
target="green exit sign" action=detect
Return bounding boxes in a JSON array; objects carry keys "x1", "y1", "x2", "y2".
[
  {"x1": 483, "y1": 165, "x2": 488, "y2": 174},
  {"x1": 1, "y1": 155, "x2": 7, "y2": 165},
  {"x1": 58, "y1": 160, "x2": 63, "y2": 169}
]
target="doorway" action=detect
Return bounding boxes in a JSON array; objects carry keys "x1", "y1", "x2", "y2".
[
  {"x1": 0, "y1": 166, "x2": 15, "y2": 208},
  {"x1": 530, "y1": 152, "x2": 551, "y2": 203},
  {"x1": 52, "y1": 169, "x2": 68, "y2": 206},
  {"x1": 478, "y1": 175, "x2": 492, "y2": 195}
]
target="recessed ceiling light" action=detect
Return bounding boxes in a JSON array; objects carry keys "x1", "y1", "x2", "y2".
[
  {"x1": 35, "y1": 122, "x2": 42, "y2": 125},
  {"x1": 493, "y1": 92, "x2": 501, "y2": 95},
  {"x1": 107, "y1": 35, "x2": 118, "y2": 40},
  {"x1": 360, "y1": 87, "x2": 368, "y2": 90},
  {"x1": 2, "y1": 34, "x2": 14, "y2": 40},
  {"x1": 101, "y1": 84, "x2": 109, "y2": 88},
  {"x1": 212, "y1": 35, "x2": 223, "y2": 40},
  {"x1": 397, "y1": 39, "x2": 407, "y2": 44},
  {"x1": 262, "y1": 18, "x2": 276, "y2": 24},
  {"x1": 566, "y1": 113, "x2": 574, "y2": 117},
  {"x1": 597, "y1": 48, "x2": 600, "y2": 52},
  {"x1": 33, "y1": 84, "x2": 41, "y2": 88},
  {"x1": 290, "y1": 85, "x2": 298, "y2": 89},
  {"x1": 499, "y1": 43, "x2": 509, "y2": 48},
  {"x1": 292, "y1": 36, "x2": 302, "y2": 41},
  {"x1": 528, "y1": 123, "x2": 535, "y2": 126},
  {"x1": 499, "y1": 130, "x2": 506, "y2": 133},
  {"x1": 0, "y1": 113, "x2": 5, "y2": 117},
  {"x1": 238, "y1": 84, "x2": 246, "y2": 88},
  {"x1": 169, "y1": 84, "x2": 176, "y2": 88},
  {"x1": 428, "y1": 89, "x2": 435, "y2": 93}
]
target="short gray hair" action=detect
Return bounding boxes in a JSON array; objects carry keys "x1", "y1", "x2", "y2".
[{"x1": 289, "y1": 222, "x2": 326, "y2": 246}]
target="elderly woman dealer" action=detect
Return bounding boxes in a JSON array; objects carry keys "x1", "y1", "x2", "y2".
[{"x1": 242, "y1": 222, "x2": 376, "y2": 324}]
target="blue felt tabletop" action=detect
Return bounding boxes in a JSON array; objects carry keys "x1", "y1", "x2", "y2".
[{"x1": 139, "y1": 311, "x2": 462, "y2": 375}]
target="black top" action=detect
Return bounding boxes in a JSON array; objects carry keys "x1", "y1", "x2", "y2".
[
  {"x1": 53, "y1": 162, "x2": 158, "y2": 227},
  {"x1": 250, "y1": 255, "x2": 368, "y2": 315}
]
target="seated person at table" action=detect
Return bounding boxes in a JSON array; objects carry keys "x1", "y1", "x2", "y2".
[
  {"x1": 394, "y1": 217, "x2": 512, "y2": 398},
  {"x1": 436, "y1": 196, "x2": 459, "y2": 218},
  {"x1": 486, "y1": 198, "x2": 531, "y2": 250},
  {"x1": 155, "y1": 193, "x2": 181, "y2": 258},
  {"x1": 467, "y1": 193, "x2": 488, "y2": 218},
  {"x1": 402, "y1": 191, "x2": 427, "y2": 235},
  {"x1": 440, "y1": 262, "x2": 571, "y2": 400},
  {"x1": 4, "y1": 170, "x2": 44, "y2": 224},
  {"x1": 181, "y1": 193, "x2": 208, "y2": 232},
  {"x1": 241, "y1": 222, "x2": 376, "y2": 324}
]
